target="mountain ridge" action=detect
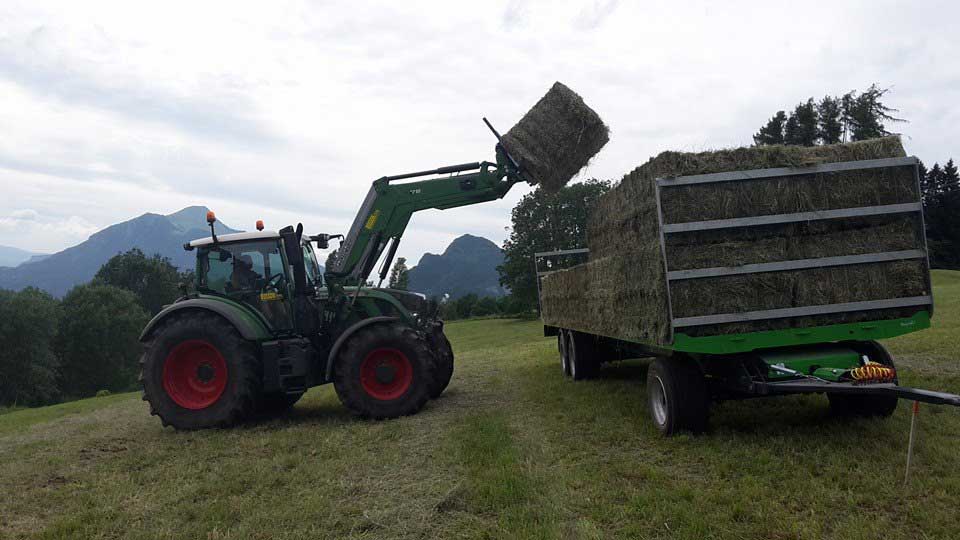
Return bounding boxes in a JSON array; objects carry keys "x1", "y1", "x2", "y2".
[
  {"x1": 0, "y1": 207, "x2": 240, "y2": 297},
  {"x1": 406, "y1": 234, "x2": 506, "y2": 299}
]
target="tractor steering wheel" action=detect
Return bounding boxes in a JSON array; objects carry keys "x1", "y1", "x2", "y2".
[{"x1": 262, "y1": 273, "x2": 284, "y2": 292}]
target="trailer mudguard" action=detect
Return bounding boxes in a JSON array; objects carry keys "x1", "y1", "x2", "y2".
[
  {"x1": 324, "y1": 316, "x2": 399, "y2": 380},
  {"x1": 139, "y1": 298, "x2": 272, "y2": 342}
]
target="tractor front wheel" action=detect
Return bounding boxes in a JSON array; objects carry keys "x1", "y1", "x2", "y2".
[
  {"x1": 428, "y1": 328, "x2": 454, "y2": 399},
  {"x1": 141, "y1": 311, "x2": 261, "y2": 429},
  {"x1": 333, "y1": 323, "x2": 434, "y2": 419}
]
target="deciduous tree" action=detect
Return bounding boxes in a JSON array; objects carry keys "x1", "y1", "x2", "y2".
[
  {"x1": 498, "y1": 179, "x2": 610, "y2": 311},
  {"x1": 56, "y1": 284, "x2": 149, "y2": 398},
  {"x1": 0, "y1": 288, "x2": 61, "y2": 406}
]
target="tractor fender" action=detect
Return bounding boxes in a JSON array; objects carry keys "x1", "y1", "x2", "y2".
[
  {"x1": 139, "y1": 298, "x2": 271, "y2": 342},
  {"x1": 325, "y1": 316, "x2": 399, "y2": 380}
]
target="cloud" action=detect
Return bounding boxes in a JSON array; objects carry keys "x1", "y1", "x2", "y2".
[
  {"x1": 0, "y1": 25, "x2": 280, "y2": 147},
  {"x1": 0, "y1": 209, "x2": 99, "y2": 250},
  {"x1": 0, "y1": 0, "x2": 958, "y2": 268},
  {"x1": 575, "y1": 0, "x2": 619, "y2": 29}
]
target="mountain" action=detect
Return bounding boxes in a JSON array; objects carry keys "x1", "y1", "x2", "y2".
[
  {"x1": 0, "y1": 206, "x2": 240, "y2": 297},
  {"x1": 407, "y1": 234, "x2": 507, "y2": 299},
  {"x1": 0, "y1": 245, "x2": 46, "y2": 268}
]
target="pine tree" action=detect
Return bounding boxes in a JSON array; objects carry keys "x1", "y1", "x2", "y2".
[
  {"x1": 942, "y1": 159, "x2": 959, "y2": 194},
  {"x1": 791, "y1": 99, "x2": 819, "y2": 146},
  {"x1": 387, "y1": 257, "x2": 409, "y2": 290},
  {"x1": 753, "y1": 111, "x2": 786, "y2": 145},
  {"x1": 817, "y1": 95, "x2": 843, "y2": 144},
  {"x1": 783, "y1": 113, "x2": 801, "y2": 145},
  {"x1": 928, "y1": 163, "x2": 945, "y2": 197},
  {"x1": 846, "y1": 84, "x2": 905, "y2": 141}
]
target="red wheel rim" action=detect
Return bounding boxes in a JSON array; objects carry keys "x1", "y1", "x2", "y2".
[
  {"x1": 359, "y1": 348, "x2": 413, "y2": 401},
  {"x1": 162, "y1": 340, "x2": 228, "y2": 410}
]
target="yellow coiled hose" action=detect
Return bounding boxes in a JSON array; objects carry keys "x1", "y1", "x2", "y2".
[{"x1": 849, "y1": 363, "x2": 896, "y2": 383}]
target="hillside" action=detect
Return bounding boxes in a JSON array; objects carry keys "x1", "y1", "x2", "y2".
[
  {"x1": 407, "y1": 234, "x2": 507, "y2": 299},
  {"x1": 0, "y1": 206, "x2": 239, "y2": 297},
  {"x1": 1, "y1": 271, "x2": 959, "y2": 539},
  {"x1": 0, "y1": 245, "x2": 45, "y2": 268}
]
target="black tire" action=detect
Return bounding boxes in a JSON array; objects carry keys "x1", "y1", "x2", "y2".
[
  {"x1": 257, "y1": 392, "x2": 304, "y2": 416},
  {"x1": 829, "y1": 341, "x2": 899, "y2": 417},
  {"x1": 428, "y1": 328, "x2": 454, "y2": 399},
  {"x1": 568, "y1": 331, "x2": 601, "y2": 381},
  {"x1": 140, "y1": 311, "x2": 261, "y2": 430},
  {"x1": 646, "y1": 356, "x2": 709, "y2": 435},
  {"x1": 559, "y1": 330, "x2": 572, "y2": 377},
  {"x1": 333, "y1": 323, "x2": 434, "y2": 419}
]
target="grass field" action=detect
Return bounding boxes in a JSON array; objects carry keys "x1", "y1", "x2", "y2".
[{"x1": 2, "y1": 271, "x2": 959, "y2": 540}]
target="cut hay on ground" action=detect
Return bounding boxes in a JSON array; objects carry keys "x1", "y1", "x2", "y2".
[{"x1": 502, "y1": 82, "x2": 609, "y2": 193}]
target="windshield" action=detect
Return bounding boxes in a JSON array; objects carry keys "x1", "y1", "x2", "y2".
[{"x1": 197, "y1": 240, "x2": 288, "y2": 294}]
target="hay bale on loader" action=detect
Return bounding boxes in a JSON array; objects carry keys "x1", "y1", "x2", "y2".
[
  {"x1": 502, "y1": 82, "x2": 609, "y2": 193},
  {"x1": 541, "y1": 136, "x2": 931, "y2": 345}
]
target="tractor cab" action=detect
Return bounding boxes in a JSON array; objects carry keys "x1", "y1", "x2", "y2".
[{"x1": 187, "y1": 230, "x2": 322, "y2": 333}]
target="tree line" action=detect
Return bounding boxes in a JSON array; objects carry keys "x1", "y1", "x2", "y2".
[
  {"x1": 753, "y1": 84, "x2": 958, "y2": 268},
  {"x1": 0, "y1": 249, "x2": 187, "y2": 408}
]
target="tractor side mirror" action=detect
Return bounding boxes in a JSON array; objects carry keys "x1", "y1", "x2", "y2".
[{"x1": 309, "y1": 233, "x2": 343, "y2": 250}]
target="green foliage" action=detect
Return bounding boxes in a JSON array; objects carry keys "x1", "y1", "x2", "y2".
[
  {"x1": 94, "y1": 248, "x2": 186, "y2": 315},
  {"x1": 753, "y1": 111, "x2": 786, "y2": 145},
  {"x1": 499, "y1": 179, "x2": 611, "y2": 312},
  {"x1": 95, "y1": 389, "x2": 111, "y2": 398},
  {"x1": 438, "y1": 293, "x2": 528, "y2": 320},
  {"x1": 387, "y1": 256, "x2": 409, "y2": 290},
  {"x1": 56, "y1": 283, "x2": 149, "y2": 398},
  {"x1": 0, "y1": 288, "x2": 61, "y2": 406},
  {"x1": 755, "y1": 84, "x2": 903, "y2": 147},
  {"x1": 784, "y1": 99, "x2": 818, "y2": 146},
  {"x1": 921, "y1": 160, "x2": 960, "y2": 269},
  {"x1": 817, "y1": 95, "x2": 843, "y2": 144}
]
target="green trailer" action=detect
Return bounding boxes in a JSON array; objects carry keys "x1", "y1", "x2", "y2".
[{"x1": 537, "y1": 156, "x2": 960, "y2": 435}]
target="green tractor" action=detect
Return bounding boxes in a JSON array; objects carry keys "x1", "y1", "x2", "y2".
[{"x1": 139, "y1": 134, "x2": 526, "y2": 429}]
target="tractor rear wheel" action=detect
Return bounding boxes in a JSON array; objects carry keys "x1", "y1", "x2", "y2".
[
  {"x1": 646, "y1": 356, "x2": 709, "y2": 435},
  {"x1": 333, "y1": 323, "x2": 434, "y2": 419},
  {"x1": 428, "y1": 328, "x2": 454, "y2": 399},
  {"x1": 829, "y1": 341, "x2": 899, "y2": 417},
  {"x1": 141, "y1": 311, "x2": 261, "y2": 430}
]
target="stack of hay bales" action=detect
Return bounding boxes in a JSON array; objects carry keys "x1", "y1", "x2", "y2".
[{"x1": 540, "y1": 137, "x2": 930, "y2": 346}]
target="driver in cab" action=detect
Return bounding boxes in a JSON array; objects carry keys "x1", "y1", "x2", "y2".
[{"x1": 230, "y1": 255, "x2": 260, "y2": 291}]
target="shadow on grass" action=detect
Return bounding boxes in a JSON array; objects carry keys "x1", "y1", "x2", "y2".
[{"x1": 519, "y1": 355, "x2": 907, "y2": 450}]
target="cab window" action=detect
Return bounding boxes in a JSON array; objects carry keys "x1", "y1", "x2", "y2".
[{"x1": 198, "y1": 240, "x2": 286, "y2": 294}]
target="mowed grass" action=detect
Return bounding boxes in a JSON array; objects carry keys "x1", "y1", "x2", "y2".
[{"x1": 2, "y1": 272, "x2": 959, "y2": 539}]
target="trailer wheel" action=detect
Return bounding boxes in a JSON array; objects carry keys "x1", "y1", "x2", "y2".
[
  {"x1": 333, "y1": 323, "x2": 433, "y2": 419},
  {"x1": 568, "y1": 331, "x2": 600, "y2": 381},
  {"x1": 559, "y1": 330, "x2": 571, "y2": 377},
  {"x1": 646, "y1": 356, "x2": 709, "y2": 435},
  {"x1": 829, "y1": 341, "x2": 899, "y2": 418}
]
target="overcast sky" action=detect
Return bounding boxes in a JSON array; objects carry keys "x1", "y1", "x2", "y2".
[{"x1": 1, "y1": 0, "x2": 957, "y2": 266}]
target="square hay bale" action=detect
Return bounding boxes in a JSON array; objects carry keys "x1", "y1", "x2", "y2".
[
  {"x1": 540, "y1": 136, "x2": 931, "y2": 346},
  {"x1": 502, "y1": 82, "x2": 609, "y2": 193}
]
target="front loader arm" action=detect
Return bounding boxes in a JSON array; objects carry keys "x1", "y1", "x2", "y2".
[{"x1": 326, "y1": 146, "x2": 525, "y2": 286}]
